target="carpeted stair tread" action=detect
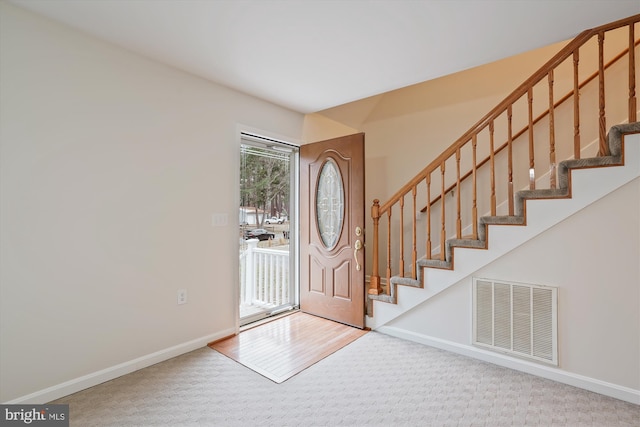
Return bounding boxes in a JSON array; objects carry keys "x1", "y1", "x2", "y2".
[
  {"x1": 368, "y1": 293, "x2": 396, "y2": 304},
  {"x1": 390, "y1": 276, "x2": 422, "y2": 287},
  {"x1": 516, "y1": 188, "x2": 569, "y2": 200},
  {"x1": 448, "y1": 238, "x2": 486, "y2": 249},
  {"x1": 561, "y1": 156, "x2": 621, "y2": 169},
  {"x1": 420, "y1": 258, "x2": 452, "y2": 269},
  {"x1": 478, "y1": 215, "x2": 524, "y2": 241},
  {"x1": 480, "y1": 215, "x2": 525, "y2": 225},
  {"x1": 609, "y1": 122, "x2": 640, "y2": 155}
]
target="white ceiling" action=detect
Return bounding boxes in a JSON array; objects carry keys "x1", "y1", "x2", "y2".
[{"x1": 10, "y1": 0, "x2": 640, "y2": 113}]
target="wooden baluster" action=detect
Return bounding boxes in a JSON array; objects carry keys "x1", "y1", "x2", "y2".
[
  {"x1": 412, "y1": 187, "x2": 417, "y2": 280},
  {"x1": 528, "y1": 87, "x2": 535, "y2": 189},
  {"x1": 630, "y1": 23, "x2": 637, "y2": 123},
  {"x1": 369, "y1": 200, "x2": 382, "y2": 295},
  {"x1": 573, "y1": 49, "x2": 581, "y2": 159},
  {"x1": 426, "y1": 174, "x2": 432, "y2": 259},
  {"x1": 598, "y1": 31, "x2": 609, "y2": 156},
  {"x1": 399, "y1": 196, "x2": 405, "y2": 277},
  {"x1": 472, "y1": 135, "x2": 478, "y2": 239},
  {"x1": 489, "y1": 121, "x2": 496, "y2": 216},
  {"x1": 508, "y1": 105, "x2": 514, "y2": 215},
  {"x1": 440, "y1": 162, "x2": 446, "y2": 261},
  {"x1": 386, "y1": 208, "x2": 392, "y2": 295},
  {"x1": 455, "y1": 148, "x2": 462, "y2": 239},
  {"x1": 548, "y1": 69, "x2": 557, "y2": 189}
]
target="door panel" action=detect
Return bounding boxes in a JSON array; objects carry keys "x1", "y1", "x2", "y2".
[{"x1": 300, "y1": 133, "x2": 365, "y2": 328}]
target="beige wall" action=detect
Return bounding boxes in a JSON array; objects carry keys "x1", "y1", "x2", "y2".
[
  {"x1": 319, "y1": 38, "x2": 568, "y2": 200},
  {"x1": 316, "y1": 39, "x2": 572, "y2": 275},
  {"x1": 0, "y1": 2, "x2": 304, "y2": 402},
  {"x1": 302, "y1": 113, "x2": 360, "y2": 144}
]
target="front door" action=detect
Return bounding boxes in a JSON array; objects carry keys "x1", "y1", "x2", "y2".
[{"x1": 300, "y1": 133, "x2": 365, "y2": 328}]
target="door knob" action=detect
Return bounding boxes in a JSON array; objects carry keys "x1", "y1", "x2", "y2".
[{"x1": 354, "y1": 239, "x2": 362, "y2": 271}]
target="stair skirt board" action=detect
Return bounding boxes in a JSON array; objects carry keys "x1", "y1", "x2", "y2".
[{"x1": 377, "y1": 326, "x2": 640, "y2": 405}]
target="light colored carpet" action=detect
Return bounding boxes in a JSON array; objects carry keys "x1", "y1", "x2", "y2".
[{"x1": 52, "y1": 332, "x2": 639, "y2": 426}]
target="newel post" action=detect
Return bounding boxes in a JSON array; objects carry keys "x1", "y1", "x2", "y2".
[{"x1": 368, "y1": 199, "x2": 382, "y2": 295}]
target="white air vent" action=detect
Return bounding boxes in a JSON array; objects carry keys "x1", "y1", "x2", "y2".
[{"x1": 473, "y1": 277, "x2": 558, "y2": 365}]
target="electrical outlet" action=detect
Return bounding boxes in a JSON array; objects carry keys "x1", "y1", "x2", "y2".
[{"x1": 177, "y1": 289, "x2": 187, "y2": 305}]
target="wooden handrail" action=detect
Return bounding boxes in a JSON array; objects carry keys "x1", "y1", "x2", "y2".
[
  {"x1": 420, "y1": 37, "x2": 640, "y2": 213},
  {"x1": 370, "y1": 15, "x2": 639, "y2": 296}
]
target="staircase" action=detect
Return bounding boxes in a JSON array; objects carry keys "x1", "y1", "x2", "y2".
[
  {"x1": 367, "y1": 15, "x2": 640, "y2": 329},
  {"x1": 367, "y1": 124, "x2": 640, "y2": 329}
]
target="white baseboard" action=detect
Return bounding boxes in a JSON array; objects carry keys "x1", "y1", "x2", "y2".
[
  {"x1": 4, "y1": 328, "x2": 236, "y2": 405},
  {"x1": 377, "y1": 326, "x2": 640, "y2": 405}
]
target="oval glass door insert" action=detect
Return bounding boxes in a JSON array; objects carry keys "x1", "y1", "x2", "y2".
[{"x1": 316, "y1": 158, "x2": 344, "y2": 249}]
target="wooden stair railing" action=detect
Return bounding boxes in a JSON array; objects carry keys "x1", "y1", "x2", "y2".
[
  {"x1": 418, "y1": 37, "x2": 640, "y2": 216},
  {"x1": 369, "y1": 15, "x2": 640, "y2": 298}
]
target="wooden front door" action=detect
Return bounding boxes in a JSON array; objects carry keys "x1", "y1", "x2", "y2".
[{"x1": 300, "y1": 133, "x2": 365, "y2": 328}]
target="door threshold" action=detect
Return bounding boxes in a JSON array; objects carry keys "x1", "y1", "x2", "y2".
[{"x1": 240, "y1": 307, "x2": 299, "y2": 332}]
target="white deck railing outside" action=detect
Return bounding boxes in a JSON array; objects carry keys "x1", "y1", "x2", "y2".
[{"x1": 240, "y1": 239, "x2": 290, "y2": 312}]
